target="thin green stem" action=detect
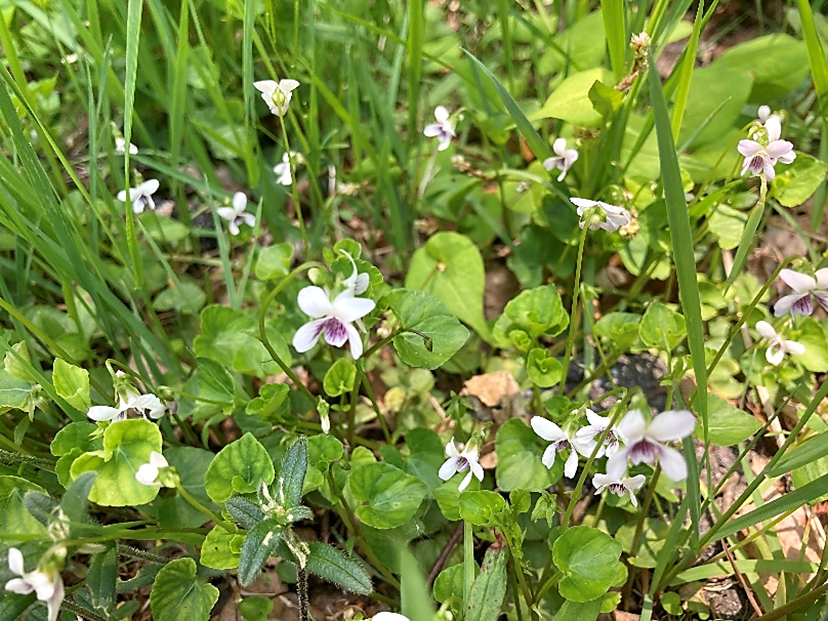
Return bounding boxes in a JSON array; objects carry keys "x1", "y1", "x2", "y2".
[
  {"x1": 558, "y1": 222, "x2": 590, "y2": 395},
  {"x1": 174, "y1": 481, "x2": 237, "y2": 533},
  {"x1": 280, "y1": 125, "x2": 310, "y2": 257},
  {"x1": 463, "y1": 520, "x2": 474, "y2": 606}
]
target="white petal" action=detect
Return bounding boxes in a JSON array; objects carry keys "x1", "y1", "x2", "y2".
[
  {"x1": 253, "y1": 80, "x2": 278, "y2": 96},
  {"x1": 437, "y1": 135, "x2": 452, "y2": 151},
  {"x1": 646, "y1": 410, "x2": 695, "y2": 442},
  {"x1": 457, "y1": 470, "x2": 474, "y2": 492},
  {"x1": 372, "y1": 614, "x2": 411, "y2": 621},
  {"x1": 780, "y1": 269, "x2": 816, "y2": 293},
  {"x1": 331, "y1": 292, "x2": 375, "y2": 322},
  {"x1": 46, "y1": 578, "x2": 63, "y2": 621},
  {"x1": 773, "y1": 293, "x2": 802, "y2": 317},
  {"x1": 216, "y1": 207, "x2": 235, "y2": 222},
  {"x1": 135, "y1": 463, "x2": 159, "y2": 486},
  {"x1": 445, "y1": 437, "x2": 460, "y2": 458},
  {"x1": 766, "y1": 140, "x2": 793, "y2": 159},
  {"x1": 434, "y1": 105, "x2": 449, "y2": 123},
  {"x1": 438, "y1": 456, "x2": 460, "y2": 481},
  {"x1": 586, "y1": 409, "x2": 610, "y2": 427},
  {"x1": 737, "y1": 140, "x2": 763, "y2": 157},
  {"x1": 228, "y1": 221, "x2": 240, "y2": 236},
  {"x1": 423, "y1": 123, "x2": 442, "y2": 138},
  {"x1": 4, "y1": 578, "x2": 34, "y2": 594},
  {"x1": 530, "y1": 416, "x2": 565, "y2": 442},
  {"x1": 279, "y1": 79, "x2": 300, "y2": 93},
  {"x1": 8, "y1": 548, "x2": 24, "y2": 575},
  {"x1": 139, "y1": 179, "x2": 159, "y2": 195},
  {"x1": 605, "y1": 448, "x2": 629, "y2": 479},
  {"x1": 757, "y1": 105, "x2": 771, "y2": 121},
  {"x1": 764, "y1": 116, "x2": 781, "y2": 143},
  {"x1": 116, "y1": 190, "x2": 127, "y2": 202},
  {"x1": 297, "y1": 286, "x2": 333, "y2": 318},
  {"x1": 563, "y1": 450, "x2": 578, "y2": 479},
  {"x1": 292, "y1": 318, "x2": 327, "y2": 352},
  {"x1": 540, "y1": 444, "x2": 557, "y2": 469},
  {"x1": 469, "y1": 459, "x2": 485, "y2": 482},
  {"x1": 783, "y1": 340, "x2": 806, "y2": 356},
  {"x1": 344, "y1": 321, "x2": 364, "y2": 359},
  {"x1": 617, "y1": 410, "x2": 646, "y2": 443},
  {"x1": 232, "y1": 192, "x2": 247, "y2": 213},
  {"x1": 657, "y1": 445, "x2": 688, "y2": 482},
  {"x1": 149, "y1": 451, "x2": 168, "y2": 468},
  {"x1": 569, "y1": 197, "x2": 597, "y2": 211},
  {"x1": 592, "y1": 472, "x2": 612, "y2": 492},
  {"x1": 814, "y1": 268, "x2": 828, "y2": 288},
  {"x1": 766, "y1": 343, "x2": 784, "y2": 366},
  {"x1": 87, "y1": 405, "x2": 120, "y2": 421},
  {"x1": 553, "y1": 137, "x2": 567, "y2": 155},
  {"x1": 755, "y1": 320, "x2": 777, "y2": 340}
]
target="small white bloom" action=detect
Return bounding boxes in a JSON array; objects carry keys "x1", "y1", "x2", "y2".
[
  {"x1": 757, "y1": 105, "x2": 777, "y2": 124},
  {"x1": 423, "y1": 106, "x2": 456, "y2": 151},
  {"x1": 253, "y1": 79, "x2": 300, "y2": 116},
  {"x1": 755, "y1": 320, "x2": 805, "y2": 366},
  {"x1": 573, "y1": 409, "x2": 623, "y2": 458},
  {"x1": 217, "y1": 192, "x2": 256, "y2": 236},
  {"x1": 773, "y1": 268, "x2": 828, "y2": 317},
  {"x1": 115, "y1": 137, "x2": 138, "y2": 155},
  {"x1": 372, "y1": 614, "x2": 411, "y2": 621},
  {"x1": 87, "y1": 391, "x2": 166, "y2": 423},
  {"x1": 116, "y1": 179, "x2": 160, "y2": 214},
  {"x1": 606, "y1": 409, "x2": 695, "y2": 482},
  {"x1": 273, "y1": 151, "x2": 299, "y2": 186},
  {"x1": 570, "y1": 197, "x2": 631, "y2": 232},
  {"x1": 543, "y1": 138, "x2": 579, "y2": 182},
  {"x1": 5, "y1": 548, "x2": 64, "y2": 621},
  {"x1": 737, "y1": 116, "x2": 796, "y2": 181},
  {"x1": 531, "y1": 416, "x2": 579, "y2": 479},
  {"x1": 341, "y1": 250, "x2": 370, "y2": 296},
  {"x1": 135, "y1": 451, "x2": 169, "y2": 487},
  {"x1": 592, "y1": 472, "x2": 647, "y2": 507},
  {"x1": 438, "y1": 438, "x2": 484, "y2": 492},
  {"x1": 292, "y1": 285, "x2": 375, "y2": 359}
]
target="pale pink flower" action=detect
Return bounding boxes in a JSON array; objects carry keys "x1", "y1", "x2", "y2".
[
  {"x1": 592, "y1": 472, "x2": 646, "y2": 507},
  {"x1": 543, "y1": 138, "x2": 579, "y2": 182},
  {"x1": 737, "y1": 116, "x2": 795, "y2": 181},
  {"x1": 5, "y1": 548, "x2": 64, "y2": 621},
  {"x1": 423, "y1": 106, "x2": 456, "y2": 151}
]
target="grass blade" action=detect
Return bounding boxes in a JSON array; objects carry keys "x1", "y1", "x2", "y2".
[{"x1": 600, "y1": 0, "x2": 626, "y2": 83}]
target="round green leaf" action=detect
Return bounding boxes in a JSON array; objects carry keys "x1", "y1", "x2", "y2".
[
  {"x1": 433, "y1": 563, "x2": 464, "y2": 604},
  {"x1": 205, "y1": 433, "x2": 275, "y2": 503},
  {"x1": 386, "y1": 289, "x2": 470, "y2": 370},
  {"x1": 458, "y1": 490, "x2": 507, "y2": 527},
  {"x1": 201, "y1": 525, "x2": 244, "y2": 570},
  {"x1": 53, "y1": 359, "x2": 90, "y2": 412},
  {"x1": 254, "y1": 242, "x2": 294, "y2": 280},
  {"x1": 150, "y1": 558, "x2": 219, "y2": 621},
  {"x1": 69, "y1": 419, "x2": 162, "y2": 506},
  {"x1": 323, "y1": 358, "x2": 356, "y2": 397},
  {"x1": 51, "y1": 421, "x2": 100, "y2": 456},
  {"x1": 553, "y1": 526, "x2": 623, "y2": 602},
  {"x1": 492, "y1": 285, "x2": 568, "y2": 351},
  {"x1": 526, "y1": 348, "x2": 563, "y2": 388},
  {"x1": 495, "y1": 419, "x2": 562, "y2": 492},
  {"x1": 405, "y1": 232, "x2": 491, "y2": 341},
  {"x1": 695, "y1": 394, "x2": 761, "y2": 447},
  {"x1": 348, "y1": 462, "x2": 427, "y2": 529},
  {"x1": 639, "y1": 302, "x2": 686, "y2": 351}
]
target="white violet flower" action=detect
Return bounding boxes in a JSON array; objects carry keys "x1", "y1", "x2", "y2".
[
  {"x1": 531, "y1": 416, "x2": 579, "y2": 479},
  {"x1": 115, "y1": 137, "x2": 138, "y2": 155},
  {"x1": 543, "y1": 138, "x2": 579, "y2": 182},
  {"x1": 116, "y1": 179, "x2": 160, "y2": 214},
  {"x1": 292, "y1": 265, "x2": 375, "y2": 359},
  {"x1": 87, "y1": 392, "x2": 166, "y2": 423},
  {"x1": 253, "y1": 79, "x2": 300, "y2": 116},
  {"x1": 423, "y1": 106, "x2": 456, "y2": 151},
  {"x1": 5, "y1": 548, "x2": 64, "y2": 621},
  {"x1": 757, "y1": 105, "x2": 778, "y2": 124},
  {"x1": 570, "y1": 197, "x2": 631, "y2": 232},
  {"x1": 592, "y1": 472, "x2": 647, "y2": 507},
  {"x1": 737, "y1": 115, "x2": 795, "y2": 181},
  {"x1": 273, "y1": 151, "x2": 299, "y2": 186},
  {"x1": 341, "y1": 250, "x2": 370, "y2": 296},
  {"x1": 755, "y1": 320, "x2": 805, "y2": 366},
  {"x1": 372, "y1": 614, "x2": 411, "y2": 621},
  {"x1": 217, "y1": 192, "x2": 256, "y2": 236},
  {"x1": 135, "y1": 451, "x2": 169, "y2": 487},
  {"x1": 574, "y1": 409, "x2": 623, "y2": 458},
  {"x1": 773, "y1": 268, "x2": 828, "y2": 317},
  {"x1": 438, "y1": 438, "x2": 484, "y2": 492},
  {"x1": 606, "y1": 409, "x2": 695, "y2": 482}
]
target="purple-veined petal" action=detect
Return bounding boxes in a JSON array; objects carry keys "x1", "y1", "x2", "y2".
[
  {"x1": 814, "y1": 291, "x2": 828, "y2": 313},
  {"x1": 323, "y1": 317, "x2": 349, "y2": 348},
  {"x1": 762, "y1": 158, "x2": 777, "y2": 181},
  {"x1": 592, "y1": 472, "x2": 611, "y2": 492},
  {"x1": 780, "y1": 269, "x2": 816, "y2": 293},
  {"x1": 297, "y1": 286, "x2": 333, "y2": 318},
  {"x1": 423, "y1": 123, "x2": 442, "y2": 138},
  {"x1": 5, "y1": 578, "x2": 34, "y2": 594},
  {"x1": 292, "y1": 318, "x2": 327, "y2": 352},
  {"x1": 773, "y1": 293, "x2": 803, "y2": 317},
  {"x1": 657, "y1": 445, "x2": 688, "y2": 481},
  {"x1": 530, "y1": 416, "x2": 565, "y2": 442},
  {"x1": 646, "y1": 410, "x2": 695, "y2": 442},
  {"x1": 617, "y1": 409, "x2": 646, "y2": 443}
]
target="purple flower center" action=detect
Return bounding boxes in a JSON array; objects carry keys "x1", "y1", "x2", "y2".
[
  {"x1": 456, "y1": 457, "x2": 470, "y2": 472},
  {"x1": 324, "y1": 317, "x2": 348, "y2": 347},
  {"x1": 627, "y1": 439, "x2": 658, "y2": 465},
  {"x1": 748, "y1": 155, "x2": 765, "y2": 174},
  {"x1": 791, "y1": 295, "x2": 814, "y2": 317},
  {"x1": 608, "y1": 482, "x2": 627, "y2": 496},
  {"x1": 555, "y1": 439, "x2": 570, "y2": 453}
]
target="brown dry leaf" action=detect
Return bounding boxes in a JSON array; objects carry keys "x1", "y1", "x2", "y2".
[
  {"x1": 462, "y1": 370, "x2": 520, "y2": 408},
  {"x1": 614, "y1": 612, "x2": 641, "y2": 621}
]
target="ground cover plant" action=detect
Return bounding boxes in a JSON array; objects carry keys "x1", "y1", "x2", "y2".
[{"x1": 2, "y1": 0, "x2": 828, "y2": 619}]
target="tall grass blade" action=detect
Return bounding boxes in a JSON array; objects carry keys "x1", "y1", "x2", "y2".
[
  {"x1": 407, "y1": 0, "x2": 424, "y2": 146},
  {"x1": 671, "y1": 2, "x2": 703, "y2": 141},
  {"x1": 600, "y1": 0, "x2": 626, "y2": 83}
]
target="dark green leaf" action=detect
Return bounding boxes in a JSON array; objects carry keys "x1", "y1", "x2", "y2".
[
  {"x1": 306, "y1": 541, "x2": 372, "y2": 595},
  {"x1": 238, "y1": 518, "x2": 283, "y2": 586}
]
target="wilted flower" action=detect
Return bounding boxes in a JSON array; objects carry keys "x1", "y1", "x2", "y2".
[
  {"x1": 574, "y1": 409, "x2": 622, "y2": 458},
  {"x1": 606, "y1": 409, "x2": 695, "y2": 482},
  {"x1": 253, "y1": 79, "x2": 300, "y2": 116},
  {"x1": 87, "y1": 391, "x2": 165, "y2": 423},
  {"x1": 570, "y1": 197, "x2": 631, "y2": 232},
  {"x1": 116, "y1": 179, "x2": 159, "y2": 214},
  {"x1": 543, "y1": 138, "x2": 579, "y2": 182},
  {"x1": 773, "y1": 268, "x2": 828, "y2": 317},
  {"x1": 738, "y1": 115, "x2": 795, "y2": 181},
  {"x1": 423, "y1": 106, "x2": 456, "y2": 151},
  {"x1": 217, "y1": 192, "x2": 256, "y2": 236},
  {"x1": 755, "y1": 320, "x2": 805, "y2": 366},
  {"x1": 135, "y1": 451, "x2": 169, "y2": 487},
  {"x1": 273, "y1": 151, "x2": 299, "y2": 186},
  {"x1": 438, "y1": 438, "x2": 484, "y2": 492},
  {"x1": 5, "y1": 548, "x2": 64, "y2": 621},
  {"x1": 292, "y1": 258, "x2": 375, "y2": 359},
  {"x1": 531, "y1": 416, "x2": 579, "y2": 479},
  {"x1": 115, "y1": 137, "x2": 138, "y2": 155},
  {"x1": 592, "y1": 472, "x2": 647, "y2": 507}
]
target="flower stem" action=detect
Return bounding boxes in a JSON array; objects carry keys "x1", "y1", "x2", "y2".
[
  {"x1": 558, "y1": 221, "x2": 590, "y2": 395},
  {"x1": 173, "y1": 481, "x2": 237, "y2": 533},
  {"x1": 279, "y1": 125, "x2": 310, "y2": 257}
]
